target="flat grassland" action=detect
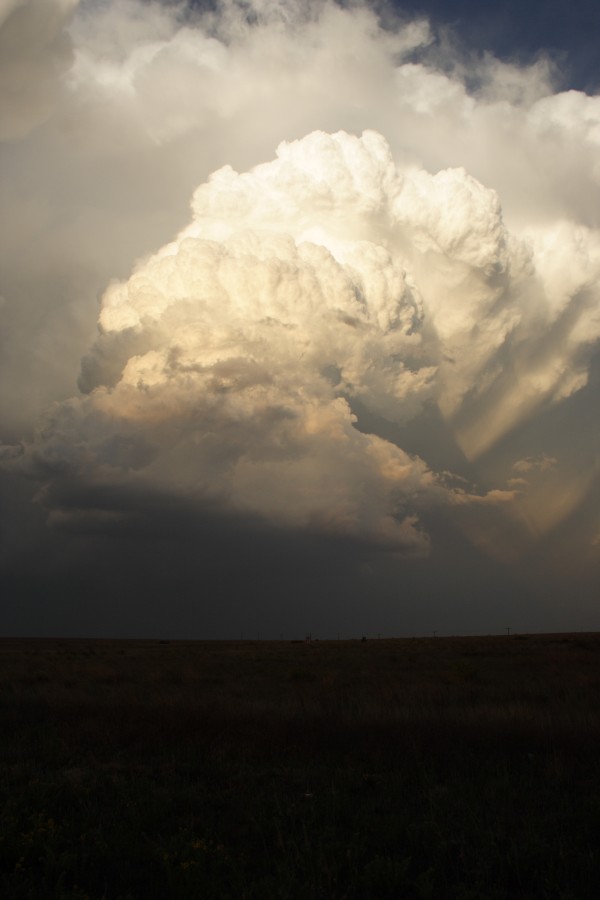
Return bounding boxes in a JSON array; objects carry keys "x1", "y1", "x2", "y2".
[{"x1": 1, "y1": 633, "x2": 600, "y2": 898}]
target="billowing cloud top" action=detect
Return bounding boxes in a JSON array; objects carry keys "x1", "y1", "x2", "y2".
[{"x1": 11, "y1": 120, "x2": 600, "y2": 558}]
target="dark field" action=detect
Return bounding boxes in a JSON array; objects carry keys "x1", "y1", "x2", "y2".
[{"x1": 2, "y1": 633, "x2": 600, "y2": 899}]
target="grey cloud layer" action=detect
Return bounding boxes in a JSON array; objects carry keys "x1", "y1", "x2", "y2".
[{"x1": 0, "y1": 0, "x2": 77, "y2": 140}]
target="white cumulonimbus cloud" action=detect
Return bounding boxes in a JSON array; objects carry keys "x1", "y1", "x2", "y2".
[{"x1": 15, "y1": 124, "x2": 600, "y2": 555}]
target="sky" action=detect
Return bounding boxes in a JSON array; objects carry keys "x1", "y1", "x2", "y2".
[{"x1": 1, "y1": 0, "x2": 599, "y2": 639}]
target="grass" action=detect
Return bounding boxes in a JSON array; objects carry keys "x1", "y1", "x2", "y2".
[{"x1": 1, "y1": 633, "x2": 600, "y2": 898}]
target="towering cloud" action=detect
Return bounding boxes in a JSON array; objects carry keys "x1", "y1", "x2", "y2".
[{"x1": 10, "y1": 123, "x2": 599, "y2": 557}]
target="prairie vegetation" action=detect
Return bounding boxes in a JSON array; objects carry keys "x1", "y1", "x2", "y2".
[{"x1": 1, "y1": 633, "x2": 600, "y2": 898}]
